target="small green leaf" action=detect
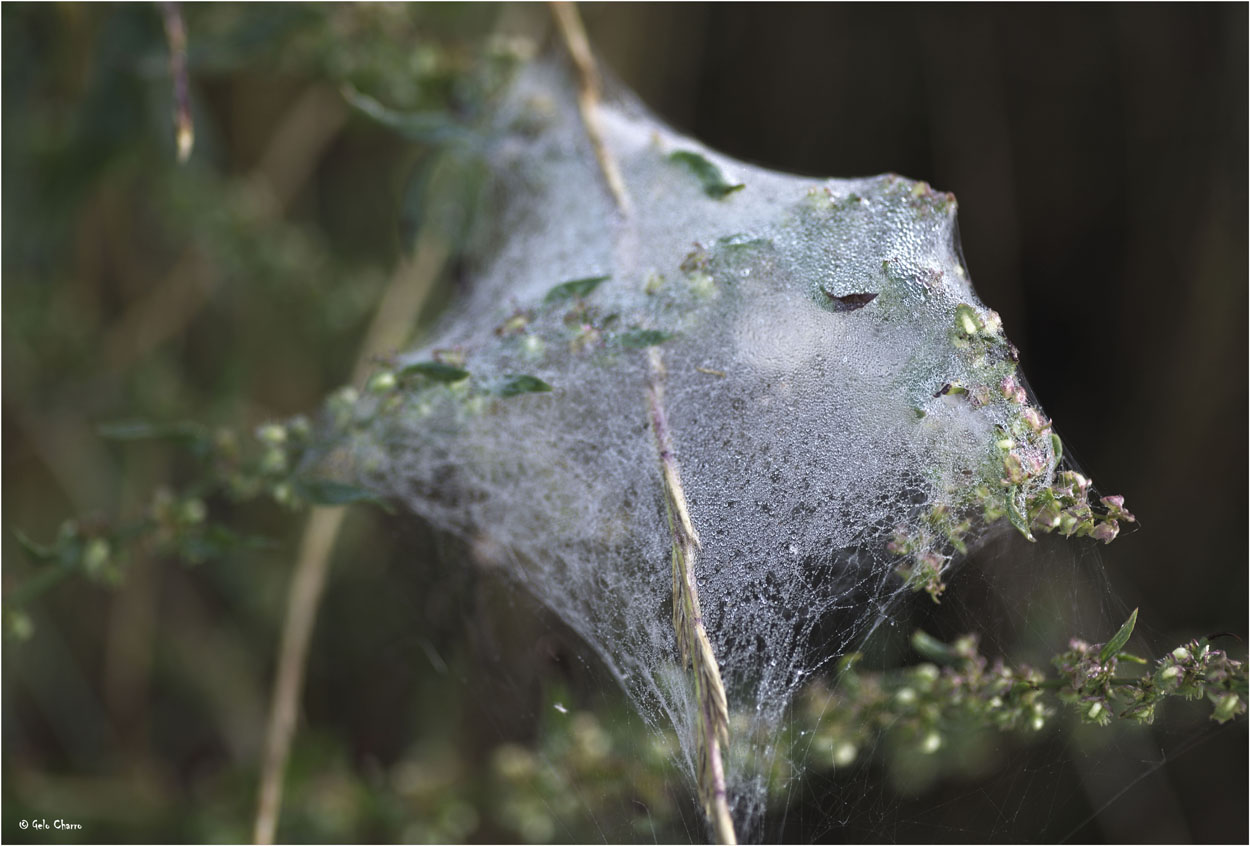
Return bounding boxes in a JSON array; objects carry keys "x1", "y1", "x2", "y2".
[
  {"x1": 497, "y1": 375, "x2": 553, "y2": 397},
  {"x1": 1050, "y1": 432, "x2": 1064, "y2": 466},
  {"x1": 1005, "y1": 490, "x2": 1036, "y2": 542},
  {"x1": 13, "y1": 528, "x2": 55, "y2": 562},
  {"x1": 714, "y1": 233, "x2": 771, "y2": 255},
  {"x1": 1099, "y1": 608, "x2": 1139, "y2": 663},
  {"x1": 669, "y1": 150, "x2": 744, "y2": 198},
  {"x1": 293, "y1": 479, "x2": 392, "y2": 510},
  {"x1": 911, "y1": 630, "x2": 964, "y2": 666},
  {"x1": 618, "y1": 329, "x2": 674, "y2": 349},
  {"x1": 544, "y1": 275, "x2": 610, "y2": 304},
  {"x1": 178, "y1": 525, "x2": 278, "y2": 565},
  {"x1": 97, "y1": 420, "x2": 206, "y2": 443},
  {"x1": 400, "y1": 361, "x2": 470, "y2": 383},
  {"x1": 341, "y1": 84, "x2": 471, "y2": 145}
]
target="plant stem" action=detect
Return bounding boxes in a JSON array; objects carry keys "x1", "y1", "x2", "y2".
[
  {"x1": 550, "y1": 9, "x2": 729, "y2": 837},
  {"x1": 549, "y1": 2, "x2": 632, "y2": 215},
  {"x1": 253, "y1": 505, "x2": 344, "y2": 845},
  {"x1": 647, "y1": 348, "x2": 737, "y2": 845},
  {"x1": 159, "y1": 2, "x2": 193, "y2": 163},
  {"x1": 252, "y1": 228, "x2": 449, "y2": 845}
]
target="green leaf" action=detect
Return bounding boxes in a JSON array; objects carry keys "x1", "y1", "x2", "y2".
[
  {"x1": 1050, "y1": 432, "x2": 1064, "y2": 466},
  {"x1": 400, "y1": 361, "x2": 470, "y2": 383},
  {"x1": 544, "y1": 275, "x2": 610, "y2": 304},
  {"x1": 668, "y1": 150, "x2": 744, "y2": 199},
  {"x1": 293, "y1": 479, "x2": 392, "y2": 510},
  {"x1": 97, "y1": 420, "x2": 206, "y2": 443},
  {"x1": 341, "y1": 84, "x2": 472, "y2": 146},
  {"x1": 178, "y1": 525, "x2": 277, "y2": 565},
  {"x1": 618, "y1": 329, "x2": 674, "y2": 349},
  {"x1": 13, "y1": 528, "x2": 55, "y2": 562},
  {"x1": 911, "y1": 629, "x2": 963, "y2": 666},
  {"x1": 1099, "y1": 608, "x2": 1139, "y2": 663},
  {"x1": 1005, "y1": 490, "x2": 1036, "y2": 542},
  {"x1": 497, "y1": 375, "x2": 553, "y2": 397},
  {"x1": 715, "y1": 233, "x2": 770, "y2": 251}
]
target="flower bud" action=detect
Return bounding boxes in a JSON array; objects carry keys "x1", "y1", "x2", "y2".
[
  {"x1": 368, "y1": 370, "x2": 397, "y2": 393},
  {"x1": 83, "y1": 538, "x2": 110, "y2": 577},
  {"x1": 181, "y1": 498, "x2": 207, "y2": 525},
  {"x1": 1212, "y1": 693, "x2": 1243, "y2": 724},
  {"x1": 1090, "y1": 520, "x2": 1119, "y2": 544},
  {"x1": 953, "y1": 304, "x2": 980, "y2": 336},
  {"x1": 1022, "y1": 408, "x2": 1049, "y2": 432},
  {"x1": 256, "y1": 423, "x2": 286, "y2": 445}
]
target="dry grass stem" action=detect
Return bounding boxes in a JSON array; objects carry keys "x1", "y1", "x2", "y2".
[
  {"x1": 253, "y1": 224, "x2": 450, "y2": 846},
  {"x1": 549, "y1": 2, "x2": 632, "y2": 215},
  {"x1": 253, "y1": 505, "x2": 346, "y2": 845},
  {"x1": 549, "y1": 10, "x2": 731, "y2": 837},
  {"x1": 159, "y1": 2, "x2": 193, "y2": 163},
  {"x1": 647, "y1": 348, "x2": 737, "y2": 845}
]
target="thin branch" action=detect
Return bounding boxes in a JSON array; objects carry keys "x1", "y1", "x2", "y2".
[
  {"x1": 647, "y1": 348, "x2": 737, "y2": 846},
  {"x1": 160, "y1": 2, "x2": 193, "y2": 163},
  {"x1": 549, "y1": 2, "x2": 632, "y2": 215},
  {"x1": 102, "y1": 85, "x2": 348, "y2": 373},
  {"x1": 252, "y1": 225, "x2": 450, "y2": 845},
  {"x1": 252, "y1": 505, "x2": 344, "y2": 845}
]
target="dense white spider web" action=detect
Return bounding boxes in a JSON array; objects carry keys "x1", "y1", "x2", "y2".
[{"x1": 339, "y1": 58, "x2": 1157, "y2": 841}]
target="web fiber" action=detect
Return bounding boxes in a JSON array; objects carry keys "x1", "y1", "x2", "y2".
[{"x1": 348, "y1": 59, "x2": 1062, "y2": 838}]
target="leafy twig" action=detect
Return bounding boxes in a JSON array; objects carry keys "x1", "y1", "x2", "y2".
[
  {"x1": 647, "y1": 348, "x2": 736, "y2": 845},
  {"x1": 800, "y1": 612, "x2": 1247, "y2": 777}
]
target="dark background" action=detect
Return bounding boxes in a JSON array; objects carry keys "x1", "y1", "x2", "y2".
[{"x1": 4, "y1": 4, "x2": 1246, "y2": 843}]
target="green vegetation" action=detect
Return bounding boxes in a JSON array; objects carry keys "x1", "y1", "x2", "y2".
[{"x1": 3, "y1": 5, "x2": 1245, "y2": 844}]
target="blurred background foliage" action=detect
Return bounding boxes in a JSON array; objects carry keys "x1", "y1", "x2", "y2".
[{"x1": 3, "y1": 3, "x2": 1245, "y2": 843}]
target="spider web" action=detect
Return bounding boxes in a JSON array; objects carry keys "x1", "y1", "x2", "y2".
[{"x1": 335, "y1": 57, "x2": 1221, "y2": 842}]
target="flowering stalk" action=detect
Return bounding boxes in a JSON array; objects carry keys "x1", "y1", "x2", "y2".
[
  {"x1": 800, "y1": 613, "x2": 1247, "y2": 777},
  {"x1": 647, "y1": 347, "x2": 736, "y2": 845}
]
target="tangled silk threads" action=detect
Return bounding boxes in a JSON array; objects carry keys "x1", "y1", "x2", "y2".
[{"x1": 342, "y1": 60, "x2": 1121, "y2": 838}]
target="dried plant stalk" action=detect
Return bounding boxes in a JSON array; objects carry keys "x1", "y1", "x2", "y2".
[
  {"x1": 647, "y1": 348, "x2": 737, "y2": 845},
  {"x1": 159, "y1": 2, "x2": 193, "y2": 163},
  {"x1": 549, "y1": 1, "x2": 632, "y2": 215}
]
